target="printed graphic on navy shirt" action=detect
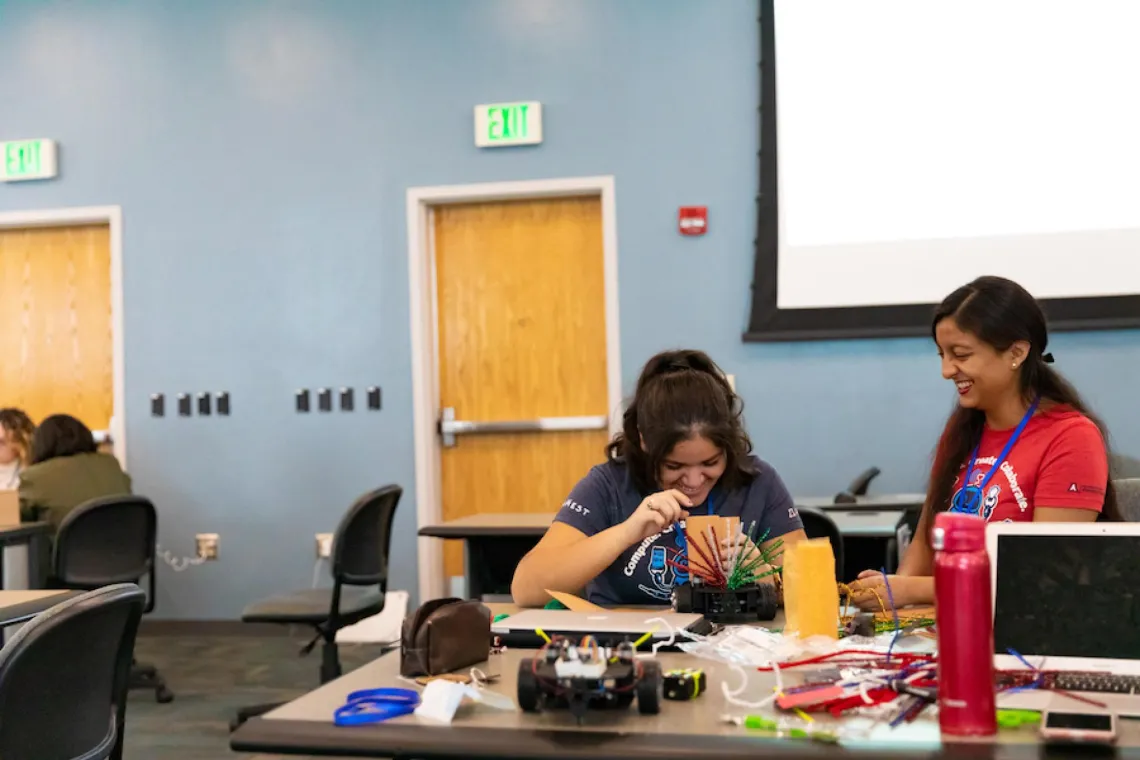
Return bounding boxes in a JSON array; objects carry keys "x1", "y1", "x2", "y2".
[{"x1": 553, "y1": 457, "x2": 803, "y2": 606}]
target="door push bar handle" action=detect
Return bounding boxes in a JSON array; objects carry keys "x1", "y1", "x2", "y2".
[{"x1": 438, "y1": 407, "x2": 607, "y2": 447}]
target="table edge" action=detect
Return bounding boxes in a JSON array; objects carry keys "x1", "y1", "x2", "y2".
[
  {"x1": 230, "y1": 716, "x2": 1040, "y2": 759},
  {"x1": 0, "y1": 590, "x2": 81, "y2": 626},
  {"x1": 0, "y1": 522, "x2": 52, "y2": 545},
  {"x1": 418, "y1": 526, "x2": 548, "y2": 538}
]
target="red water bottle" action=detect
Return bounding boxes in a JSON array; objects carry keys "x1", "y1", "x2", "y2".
[{"x1": 932, "y1": 512, "x2": 996, "y2": 737}]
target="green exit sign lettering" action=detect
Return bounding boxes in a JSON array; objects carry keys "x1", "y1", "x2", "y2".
[
  {"x1": 474, "y1": 102, "x2": 543, "y2": 148},
  {"x1": 0, "y1": 139, "x2": 58, "y2": 182}
]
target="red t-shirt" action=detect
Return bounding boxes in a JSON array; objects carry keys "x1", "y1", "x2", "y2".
[{"x1": 946, "y1": 407, "x2": 1108, "y2": 522}]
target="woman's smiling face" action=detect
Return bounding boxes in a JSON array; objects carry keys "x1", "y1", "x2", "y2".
[{"x1": 657, "y1": 434, "x2": 726, "y2": 506}]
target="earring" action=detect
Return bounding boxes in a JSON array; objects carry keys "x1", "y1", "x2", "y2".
[{"x1": 1012, "y1": 362, "x2": 1019, "y2": 369}]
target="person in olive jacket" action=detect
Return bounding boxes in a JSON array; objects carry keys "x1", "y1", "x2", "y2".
[{"x1": 19, "y1": 414, "x2": 132, "y2": 530}]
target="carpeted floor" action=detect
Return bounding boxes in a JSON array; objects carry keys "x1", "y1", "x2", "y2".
[{"x1": 125, "y1": 632, "x2": 389, "y2": 760}]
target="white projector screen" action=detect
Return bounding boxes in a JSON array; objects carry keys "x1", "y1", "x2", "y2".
[{"x1": 748, "y1": 0, "x2": 1140, "y2": 340}]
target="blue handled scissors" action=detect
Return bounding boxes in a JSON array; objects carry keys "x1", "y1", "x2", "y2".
[{"x1": 334, "y1": 687, "x2": 420, "y2": 726}]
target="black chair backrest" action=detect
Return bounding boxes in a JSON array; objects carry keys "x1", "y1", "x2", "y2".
[
  {"x1": 53, "y1": 495, "x2": 156, "y2": 591},
  {"x1": 0, "y1": 583, "x2": 145, "y2": 760},
  {"x1": 331, "y1": 484, "x2": 402, "y2": 588},
  {"x1": 797, "y1": 506, "x2": 844, "y2": 576}
]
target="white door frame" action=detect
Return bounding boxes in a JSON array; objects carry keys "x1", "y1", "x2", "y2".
[
  {"x1": 0, "y1": 206, "x2": 127, "y2": 465},
  {"x1": 407, "y1": 176, "x2": 622, "y2": 603}
]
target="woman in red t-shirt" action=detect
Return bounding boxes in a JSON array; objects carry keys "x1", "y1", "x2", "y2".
[{"x1": 850, "y1": 276, "x2": 1122, "y2": 609}]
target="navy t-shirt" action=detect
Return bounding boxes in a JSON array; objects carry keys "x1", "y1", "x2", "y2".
[{"x1": 554, "y1": 456, "x2": 803, "y2": 605}]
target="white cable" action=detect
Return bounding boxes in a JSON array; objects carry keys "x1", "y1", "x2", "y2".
[
  {"x1": 642, "y1": 615, "x2": 713, "y2": 656},
  {"x1": 644, "y1": 616, "x2": 679, "y2": 656},
  {"x1": 311, "y1": 558, "x2": 324, "y2": 589},
  {"x1": 721, "y1": 662, "x2": 777, "y2": 709},
  {"x1": 156, "y1": 544, "x2": 206, "y2": 572}
]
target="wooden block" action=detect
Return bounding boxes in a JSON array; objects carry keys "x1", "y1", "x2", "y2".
[
  {"x1": 684, "y1": 515, "x2": 739, "y2": 578},
  {"x1": 544, "y1": 590, "x2": 606, "y2": 612},
  {"x1": 782, "y1": 538, "x2": 839, "y2": 640}
]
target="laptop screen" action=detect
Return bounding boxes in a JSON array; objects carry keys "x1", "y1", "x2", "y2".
[{"x1": 993, "y1": 534, "x2": 1140, "y2": 661}]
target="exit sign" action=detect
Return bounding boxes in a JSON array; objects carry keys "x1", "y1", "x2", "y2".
[
  {"x1": 0, "y1": 139, "x2": 58, "y2": 182},
  {"x1": 474, "y1": 102, "x2": 542, "y2": 147}
]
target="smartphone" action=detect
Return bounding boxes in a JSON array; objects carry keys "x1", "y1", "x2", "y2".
[{"x1": 1040, "y1": 710, "x2": 1117, "y2": 744}]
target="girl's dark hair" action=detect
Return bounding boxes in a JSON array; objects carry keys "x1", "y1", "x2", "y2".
[
  {"x1": 30, "y1": 414, "x2": 97, "y2": 465},
  {"x1": 0, "y1": 408, "x2": 35, "y2": 467},
  {"x1": 607, "y1": 349, "x2": 757, "y2": 495},
  {"x1": 927, "y1": 276, "x2": 1121, "y2": 522}
]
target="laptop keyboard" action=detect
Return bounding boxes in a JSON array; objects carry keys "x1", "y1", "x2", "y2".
[{"x1": 1052, "y1": 672, "x2": 1140, "y2": 694}]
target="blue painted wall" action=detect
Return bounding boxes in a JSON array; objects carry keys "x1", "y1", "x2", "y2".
[{"x1": 2, "y1": 0, "x2": 1137, "y2": 617}]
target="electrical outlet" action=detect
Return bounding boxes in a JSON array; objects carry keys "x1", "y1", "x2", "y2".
[
  {"x1": 315, "y1": 532, "x2": 333, "y2": 559},
  {"x1": 195, "y1": 533, "x2": 220, "y2": 560}
]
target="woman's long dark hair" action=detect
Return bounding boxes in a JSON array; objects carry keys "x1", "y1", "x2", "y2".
[
  {"x1": 926, "y1": 276, "x2": 1121, "y2": 522},
  {"x1": 30, "y1": 414, "x2": 97, "y2": 465},
  {"x1": 608, "y1": 349, "x2": 757, "y2": 495}
]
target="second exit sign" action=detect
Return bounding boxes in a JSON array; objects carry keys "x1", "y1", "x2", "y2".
[{"x1": 474, "y1": 102, "x2": 542, "y2": 148}]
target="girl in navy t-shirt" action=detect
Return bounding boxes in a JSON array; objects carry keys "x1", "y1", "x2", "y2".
[{"x1": 511, "y1": 349, "x2": 807, "y2": 607}]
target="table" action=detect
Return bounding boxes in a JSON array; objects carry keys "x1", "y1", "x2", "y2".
[
  {"x1": 0, "y1": 589, "x2": 76, "y2": 627},
  {"x1": 798, "y1": 495, "x2": 923, "y2": 578},
  {"x1": 419, "y1": 513, "x2": 550, "y2": 599},
  {"x1": 231, "y1": 621, "x2": 1140, "y2": 758},
  {"x1": 796, "y1": 493, "x2": 925, "y2": 512},
  {"x1": 0, "y1": 523, "x2": 53, "y2": 592},
  {"x1": 420, "y1": 506, "x2": 912, "y2": 600},
  {"x1": 824, "y1": 510, "x2": 902, "y2": 538}
]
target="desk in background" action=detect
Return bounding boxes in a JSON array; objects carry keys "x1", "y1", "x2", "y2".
[
  {"x1": 798, "y1": 493, "x2": 924, "y2": 579},
  {"x1": 796, "y1": 493, "x2": 925, "y2": 512},
  {"x1": 420, "y1": 501, "x2": 916, "y2": 600},
  {"x1": 231, "y1": 624, "x2": 1118, "y2": 759},
  {"x1": 419, "y1": 513, "x2": 549, "y2": 600},
  {"x1": 0, "y1": 522, "x2": 53, "y2": 592}
]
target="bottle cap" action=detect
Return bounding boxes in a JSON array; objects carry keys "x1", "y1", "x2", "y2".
[{"x1": 932, "y1": 512, "x2": 985, "y2": 552}]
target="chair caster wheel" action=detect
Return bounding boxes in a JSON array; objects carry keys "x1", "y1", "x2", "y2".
[{"x1": 156, "y1": 686, "x2": 174, "y2": 703}]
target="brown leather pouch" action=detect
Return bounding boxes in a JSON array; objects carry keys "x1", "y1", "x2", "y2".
[{"x1": 399, "y1": 598, "x2": 490, "y2": 678}]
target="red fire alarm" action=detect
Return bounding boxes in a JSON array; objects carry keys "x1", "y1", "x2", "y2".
[{"x1": 678, "y1": 206, "x2": 708, "y2": 236}]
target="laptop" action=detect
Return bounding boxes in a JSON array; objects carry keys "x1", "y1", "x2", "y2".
[
  {"x1": 491, "y1": 609, "x2": 709, "y2": 649},
  {"x1": 987, "y1": 521, "x2": 1140, "y2": 716}
]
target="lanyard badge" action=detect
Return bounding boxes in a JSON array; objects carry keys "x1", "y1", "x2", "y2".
[{"x1": 951, "y1": 396, "x2": 1039, "y2": 515}]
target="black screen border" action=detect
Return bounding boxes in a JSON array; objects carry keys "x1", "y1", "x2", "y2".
[{"x1": 745, "y1": 0, "x2": 1140, "y2": 343}]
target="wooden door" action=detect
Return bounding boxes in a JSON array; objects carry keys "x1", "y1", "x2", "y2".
[
  {"x1": 0, "y1": 224, "x2": 114, "y2": 431},
  {"x1": 435, "y1": 197, "x2": 610, "y2": 580}
]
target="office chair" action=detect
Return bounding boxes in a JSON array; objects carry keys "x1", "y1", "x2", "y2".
[
  {"x1": 1110, "y1": 454, "x2": 1140, "y2": 480},
  {"x1": 231, "y1": 484, "x2": 401, "y2": 731},
  {"x1": 0, "y1": 583, "x2": 146, "y2": 760},
  {"x1": 833, "y1": 466, "x2": 881, "y2": 504},
  {"x1": 1114, "y1": 478, "x2": 1140, "y2": 522},
  {"x1": 50, "y1": 495, "x2": 173, "y2": 703},
  {"x1": 886, "y1": 506, "x2": 923, "y2": 573},
  {"x1": 797, "y1": 506, "x2": 844, "y2": 577}
]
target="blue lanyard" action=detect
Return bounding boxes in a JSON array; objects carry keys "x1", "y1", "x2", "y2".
[
  {"x1": 957, "y1": 396, "x2": 1039, "y2": 511},
  {"x1": 334, "y1": 687, "x2": 420, "y2": 726}
]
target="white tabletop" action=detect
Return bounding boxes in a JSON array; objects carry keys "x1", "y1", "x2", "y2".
[{"x1": 826, "y1": 510, "x2": 905, "y2": 537}]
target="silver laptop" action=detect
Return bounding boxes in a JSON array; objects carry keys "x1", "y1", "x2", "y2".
[
  {"x1": 492, "y1": 609, "x2": 706, "y2": 641},
  {"x1": 987, "y1": 521, "x2": 1140, "y2": 716}
]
